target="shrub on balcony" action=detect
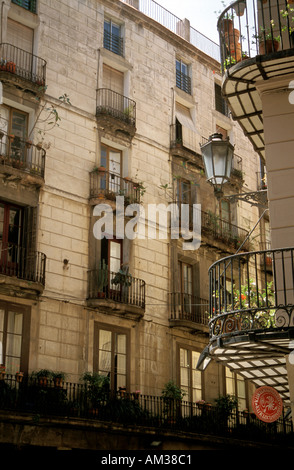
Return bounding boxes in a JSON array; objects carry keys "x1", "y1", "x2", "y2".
[{"x1": 81, "y1": 372, "x2": 110, "y2": 410}]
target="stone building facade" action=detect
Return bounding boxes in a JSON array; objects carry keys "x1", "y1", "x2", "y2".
[{"x1": 0, "y1": 0, "x2": 265, "y2": 409}]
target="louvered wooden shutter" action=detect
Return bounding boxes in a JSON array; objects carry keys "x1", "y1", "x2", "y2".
[
  {"x1": 103, "y1": 64, "x2": 124, "y2": 95},
  {"x1": 7, "y1": 19, "x2": 33, "y2": 53},
  {"x1": 22, "y1": 205, "x2": 37, "y2": 253}
]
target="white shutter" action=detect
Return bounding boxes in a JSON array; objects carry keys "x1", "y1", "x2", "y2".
[{"x1": 175, "y1": 103, "x2": 197, "y2": 152}]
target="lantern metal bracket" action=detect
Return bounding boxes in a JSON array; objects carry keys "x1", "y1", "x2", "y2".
[{"x1": 225, "y1": 189, "x2": 268, "y2": 208}]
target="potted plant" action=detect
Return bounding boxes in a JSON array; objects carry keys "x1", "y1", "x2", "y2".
[
  {"x1": 34, "y1": 369, "x2": 51, "y2": 386},
  {"x1": 97, "y1": 259, "x2": 108, "y2": 297},
  {"x1": 111, "y1": 265, "x2": 132, "y2": 288},
  {"x1": 15, "y1": 371, "x2": 24, "y2": 383},
  {"x1": 214, "y1": 394, "x2": 238, "y2": 423},
  {"x1": 52, "y1": 371, "x2": 66, "y2": 388},
  {"x1": 98, "y1": 165, "x2": 106, "y2": 174},
  {"x1": 6, "y1": 61, "x2": 16, "y2": 73},
  {"x1": 255, "y1": 26, "x2": 280, "y2": 54},
  {"x1": 82, "y1": 372, "x2": 110, "y2": 415},
  {"x1": 161, "y1": 380, "x2": 186, "y2": 422}
]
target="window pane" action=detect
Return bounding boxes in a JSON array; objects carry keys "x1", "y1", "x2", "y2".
[
  {"x1": 116, "y1": 333, "x2": 126, "y2": 354},
  {"x1": 5, "y1": 311, "x2": 23, "y2": 374},
  {"x1": 109, "y1": 241, "x2": 121, "y2": 273},
  {"x1": 98, "y1": 329, "x2": 112, "y2": 374},
  {"x1": 101, "y1": 146, "x2": 107, "y2": 168},
  {"x1": 192, "y1": 351, "x2": 202, "y2": 398}
]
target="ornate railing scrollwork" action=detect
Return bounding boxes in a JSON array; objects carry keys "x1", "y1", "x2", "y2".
[{"x1": 208, "y1": 247, "x2": 294, "y2": 339}]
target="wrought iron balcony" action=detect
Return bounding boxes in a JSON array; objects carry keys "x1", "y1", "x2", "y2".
[
  {"x1": 218, "y1": 0, "x2": 294, "y2": 71},
  {"x1": 169, "y1": 293, "x2": 209, "y2": 331},
  {"x1": 96, "y1": 89, "x2": 136, "y2": 138},
  {"x1": 0, "y1": 245, "x2": 46, "y2": 286},
  {"x1": 0, "y1": 374, "x2": 292, "y2": 445},
  {"x1": 217, "y1": 0, "x2": 294, "y2": 160},
  {"x1": 202, "y1": 210, "x2": 250, "y2": 251},
  {"x1": 90, "y1": 168, "x2": 141, "y2": 204},
  {"x1": 203, "y1": 246, "x2": 294, "y2": 402},
  {"x1": 0, "y1": 43, "x2": 46, "y2": 94},
  {"x1": 88, "y1": 267, "x2": 145, "y2": 312},
  {"x1": 0, "y1": 131, "x2": 45, "y2": 181},
  {"x1": 103, "y1": 30, "x2": 124, "y2": 57}
]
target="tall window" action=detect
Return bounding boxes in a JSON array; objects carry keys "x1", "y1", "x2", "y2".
[
  {"x1": 94, "y1": 324, "x2": 130, "y2": 392},
  {"x1": 215, "y1": 83, "x2": 229, "y2": 116},
  {"x1": 176, "y1": 59, "x2": 191, "y2": 94},
  {"x1": 0, "y1": 302, "x2": 30, "y2": 374},
  {"x1": 100, "y1": 145, "x2": 122, "y2": 194},
  {"x1": 101, "y1": 238, "x2": 123, "y2": 292},
  {"x1": 219, "y1": 199, "x2": 231, "y2": 236},
  {"x1": 179, "y1": 346, "x2": 202, "y2": 402},
  {"x1": 225, "y1": 367, "x2": 247, "y2": 410},
  {"x1": 0, "y1": 203, "x2": 22, "y2": 267},
  {"x1": 104, "y1": 20, "x2": 123, "y2": 56},
  {"x1": 178, "y1": 261, "x2": 193, "y2": 314},
  {"x1": 1, "y1": 106, "x2": 29, "y2": 164}
]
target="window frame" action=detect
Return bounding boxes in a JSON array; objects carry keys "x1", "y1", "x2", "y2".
[
  {"x1": 225, "y1": 367, "x2": 248, "y2": 411},
  {"x1": 177, "y1": 343, "x2": 203, "y2": 403},
  {"x1": 0, "y1": 301, "x2": 30, "y2": 375},
  {"x1": 178, "y1": 260, "x2": 194, "y2": 315},
  {"x1": 215, "y1": 82, "x2": 229, "y2": 116},
  {"x1": 93, "y1": 322, "x2": 130, "y2": 392},
  {"x1": 104, "y1": 19, "x2": 124, "y2": 56},
  {"x1": 100, "y1": 144, "x2": 123, "y2": 195},
  {"x1": 0, "y1": 202, "x2": 23, "y2": 267},
  {"x1": 176, "y1": 59, "x2": 191, "y2": 95}
]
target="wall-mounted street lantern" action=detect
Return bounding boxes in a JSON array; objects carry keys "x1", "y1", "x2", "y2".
[
  {"x1": 200, "y1": 132, "x2": 268, "y2": 207},
  {"x1": 200, "y1": 133, "x2": 234, "y2": 198}
]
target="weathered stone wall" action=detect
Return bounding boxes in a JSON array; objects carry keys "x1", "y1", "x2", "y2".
[{"x1": 0, "y1": 0, "x2": 260, "y2": 403}]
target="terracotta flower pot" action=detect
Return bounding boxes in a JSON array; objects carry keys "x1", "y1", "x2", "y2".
[{"x1": 259, "y1": 40, "x2": 280, "y2": 55}]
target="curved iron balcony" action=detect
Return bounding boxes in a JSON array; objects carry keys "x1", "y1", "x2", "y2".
[
  {"x1": 169, "y1": 292, "x2": 209, "y2": 331},
  {"x1": 90, "y1": 168, "x2": 141, "y2": 204},
  {"x1": 0, "y1": 43, "x2": 46, "y2": 94},
  {"x1": 217, "y1": 0, "x2": 294, "y2": 160},
  {"x1": 0, "y1": 130, "x2": 46, "y2": 180},
  {"x1": 96, "y1": 89, "x2": 136, "y2": 138},
  {"x1": 0, "y1": 245, "x2": 46, "y2": 286},
  {"x1": 202, "y1": 246, "x2": 294, "y2": 402},
  {"x1": 88, "y1": 267, "x2": 145, "y2": 314}
]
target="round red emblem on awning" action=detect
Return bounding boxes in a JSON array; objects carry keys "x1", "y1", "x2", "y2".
[{"x1": 252, "y1": 386, "x2": 283, "y2": 423}]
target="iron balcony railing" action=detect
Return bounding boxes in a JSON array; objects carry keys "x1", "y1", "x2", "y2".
[
  {"x1": 0, "y1": 374, "x2": 292, "y2": 443},
  {"x1": 202, "y1": 210, "x2": 250, "y2": 250},
  {"x1": 169, "y1": 293, "x2": 209, "y2": 326},
  {"x1": 90, "y1": 169, "x2": 141, "y2": 204},
  {"x1": 11, "y1": 0, "x2": 37, "y2": 13},
  {"x1": 208, "y1": 247, "x2": 294, "y2": 340},
  {"x1": 103, "y1": 30, "x2": 124, "y2": 57},
  {"x1": 0, "y1": 131, "x2": 46, "y2": 177},
  {"x1": 218, "y1": 0, "x2": 294, "y2": 72},
  {"x1": 96, "y1": 89, "x2": 136, "y2": 128},
  {"x1": 0, "y1": 245, "x2": 46, "y2": 286},
  {"x1": 176, "y1": 69, "x2": 192, "y2": 94},
  {"x1": 120, "y1": 0, "x2": 220, "y2": 61},
  {"x1": 0, "y1": 43, "x2": 46, "y2": 87},
  {"x1": 88, "y1": 267, "x2": 145, "y2": 309}
]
